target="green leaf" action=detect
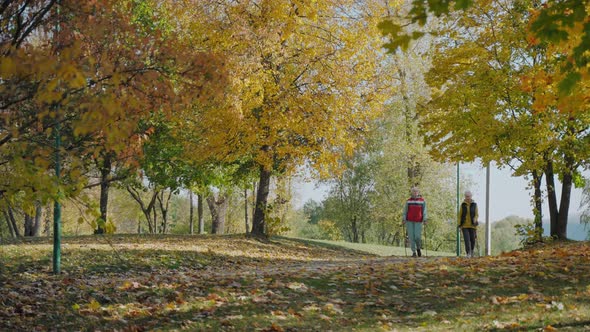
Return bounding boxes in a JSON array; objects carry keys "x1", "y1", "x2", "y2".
[
  {"x1": 573, "y1": 172, "x2": 585, "y2": 189},
  {"x1": 558, "y1": 71, "x2": 581, "y2": 95},
  {"x1": 412, "y1": 31, "x2": 426, "y2": 39},
  {"x1": 408, "y1": 1, "x2": 430, "y2": 25},
  {"x1": 454, "y1": 0, "x2": 472, "y2": 10},
  {"x1": 426, "y1": 0, "x2": 451, "y2": 17},
  {"x1": 377, "y1": 20, "x2": 400, "y2": 36}
]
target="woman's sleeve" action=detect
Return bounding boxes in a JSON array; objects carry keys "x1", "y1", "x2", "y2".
[{"x1": 402, "y1": 202, "x2": 408, "y2": 221}]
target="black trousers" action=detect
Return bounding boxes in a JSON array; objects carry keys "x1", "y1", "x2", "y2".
[{"x1": 461, "y1": 228, "x2": 476, "y2": 254}]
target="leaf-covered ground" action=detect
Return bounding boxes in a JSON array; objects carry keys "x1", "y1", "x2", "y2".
[{"x1": 1, "y1": 235, "x2": 589, "y2": 331}]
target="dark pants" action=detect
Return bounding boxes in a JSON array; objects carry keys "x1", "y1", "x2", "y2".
[{"x1": 462, "y1": 228, "x2": 476, "y2": 255}]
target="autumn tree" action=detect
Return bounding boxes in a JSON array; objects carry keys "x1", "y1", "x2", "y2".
[
  {"x1": 418, "y1": 0, "x2": 549, "y2": 235},
  {"x1": 0, "y1": 1, "x2": 63, "y2": 220},
  {"x1": 1, "y1": 0, "x2": 225, "y2": 238},
  {"x1": 415, "y1": 0, "x2": 590, "y2": 240},
  {"x1": 380, "y1": 0, "x2": 590, "y2": 92},
  {"x1": 178, "y1": 0, "x2": 393, "y2": 237}
]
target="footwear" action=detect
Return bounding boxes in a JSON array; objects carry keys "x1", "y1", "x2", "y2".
[
  {"x1": 417, "y1": 249, "x2": 422, "y2": 257},
  {"x1": 412, "y1": 252, "x2": 417, "y2": 257}
]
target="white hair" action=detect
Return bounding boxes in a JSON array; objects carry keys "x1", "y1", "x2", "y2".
[{"x1": 464, "y1": 190, "x2": 472, "y2": 197}]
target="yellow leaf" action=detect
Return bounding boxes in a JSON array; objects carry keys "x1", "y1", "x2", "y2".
[
  {"x1": 353, "y1": 303, "x2": 364, "y2": 313},
  {"x1": 88, "y1": 299, "x2": 101, "y2": 311},
  {"x1": 119, "y1": 281, "x2": 132, "y2": 290},
  {"x1": 0, "y1": 57, "x2": 16, "y2": 76}
]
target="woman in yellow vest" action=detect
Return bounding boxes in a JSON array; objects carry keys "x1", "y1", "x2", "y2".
[{"x1": 458, "y1": 190, "x2": 479, "y2": 257}]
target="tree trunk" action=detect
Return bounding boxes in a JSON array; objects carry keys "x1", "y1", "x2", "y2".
[
  {"x1": 33, "y1": 202, "x2": 42, "y2": 236},
  {"x1": 557, "y1": 167, "x2": 574, "y2": 240},
  {"x1": 23, "y1": 202, "x2": 44, "y2": 237},
  {"x1": 6, "y1": 205, "x2": 20, "y2": 237},
  {"x1": 545, "y1": 161, "x2": 559, "y2": 237},
  {"x1": 198, "y1": 193, "x2": 204, "y2": 234},
  {"x1": 207, "y1": 192, "x2": 228, "y2": 235},
  {"x1": 44, "y1": 203, "x2": 51, "y2": 236},
  {"x1": 544, "y1": 158, "x2": 574, "y2": 240},
  {"x1": 152, "y1": 203, "x2": 158, "y2": 234},
  {"x1": 3, "y1": 211, "x2": 16, "y2": 238},
  {"x1": 157, "y1": 190, "x2": 172, "y2": 234},
  {"x1": 244, "y1": 187, "x2": 249, "y2": 234},
  {"x1": 96, "y1": 153, "x2": 112, "y2": 234},
  {"x1": 24, "y1": 213, "x2": 34, "y2": 236},
  {"x1": 251, "y1": 166, "x2": 271, "y2": 237},
  {"x1": 532, "y1": 170, "x2": 543, "y2": 240},
  {"x1": 251, "y1": 181, "x2": 257, "y2": 231},
  {"x1": 189, "y1": 190, "x2": 194, "y2": 235},
  {"x1": 351, "y1": 215, "x2": 359, "y2": 243},
  {"x1": 23, "y1": 204, "x2": 41, "y2": 237},
  {"x1": 127, "y1": 186, "x2": 158, "y2": 234}
]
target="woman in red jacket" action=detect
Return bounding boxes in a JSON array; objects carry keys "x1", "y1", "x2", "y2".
[{"x1": 403, "y1": 187, "x2": 427, "y2": 257}]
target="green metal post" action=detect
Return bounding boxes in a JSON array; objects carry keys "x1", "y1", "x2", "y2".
[
  {"x1": 53, "y1": 120, "x2": 61, "y2": 274},
  {"x1": 456, "y1": 162, "x2": 460, "y2": 256},
  {"x1": 53, "y1": 0, "x2": 62, "y2": 274}
]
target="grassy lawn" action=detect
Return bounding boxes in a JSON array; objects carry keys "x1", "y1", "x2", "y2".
[
  {"x1": 1, "y1": 234, "x2": 589, "y2": 331},
  {"x1": 287, "y1": 237, "x2": 456, "y2": 257}
]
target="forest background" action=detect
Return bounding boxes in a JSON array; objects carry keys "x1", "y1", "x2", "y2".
[{"x1": 1, "y1": 0, "x2": 590, "y2": 256}]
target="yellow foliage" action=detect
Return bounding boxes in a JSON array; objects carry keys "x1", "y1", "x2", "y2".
[
  {"x1": 0, "y1": 56, "x2": 16, "y2": 76},
  {"x1": 178, "y1": 0, "x2": 393, "y2": 176},
  {"x1": 88, "y1": 299, "x2": 101, "y2": 311}
]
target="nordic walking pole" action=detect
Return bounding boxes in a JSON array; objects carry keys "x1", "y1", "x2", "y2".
[
  {"x1": 475, "y1": 229, "x2": 480, "y2": 257},
  {"x1": 458, "y1": 225, "x2": 464, "y2": 257},
  {"x1": 402, "y1": 221, "x2": 407, "y2": 257},
  {"x1": 423, "y1": 221, "x2": 427, "y2": 257}
]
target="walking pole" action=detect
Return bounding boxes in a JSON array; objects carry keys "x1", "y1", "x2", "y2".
[
  {"x1": 402, "y1": 222, "x2": 407, "y2": 257},
  {"x1": 458, "y1": 226, "x2": 463, "y2": 257},
  {"x1": 475, "y1": 229, "x2": 480, "y2": 257},
  {"x1": 423, "y1": 222, "x2": 427, "y2": 257}
]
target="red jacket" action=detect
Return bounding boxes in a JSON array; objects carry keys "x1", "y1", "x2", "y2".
[{"x1": 404, "y1": 197, "x2": 425, "y2": 222}]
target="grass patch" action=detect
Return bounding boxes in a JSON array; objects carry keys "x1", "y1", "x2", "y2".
[{"x1": 286, "y1": 236, "x2": 455, "y2": 257}]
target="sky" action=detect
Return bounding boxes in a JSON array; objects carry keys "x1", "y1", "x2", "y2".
[
  {"x1": 457, "y1": 162, "x2": 586, "y2": 223},
  {"x1": 293, "y1": 162, "x2": 588, "y2": 223}
]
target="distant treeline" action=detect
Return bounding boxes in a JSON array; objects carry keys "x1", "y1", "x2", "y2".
[{"x1": 542, "y1": 222, "x2": 588, "y2": 241}]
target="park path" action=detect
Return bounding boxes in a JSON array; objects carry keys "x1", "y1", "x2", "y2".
[{"x1": 196, "y1": 254, "x2": 449, "y2": 281}]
